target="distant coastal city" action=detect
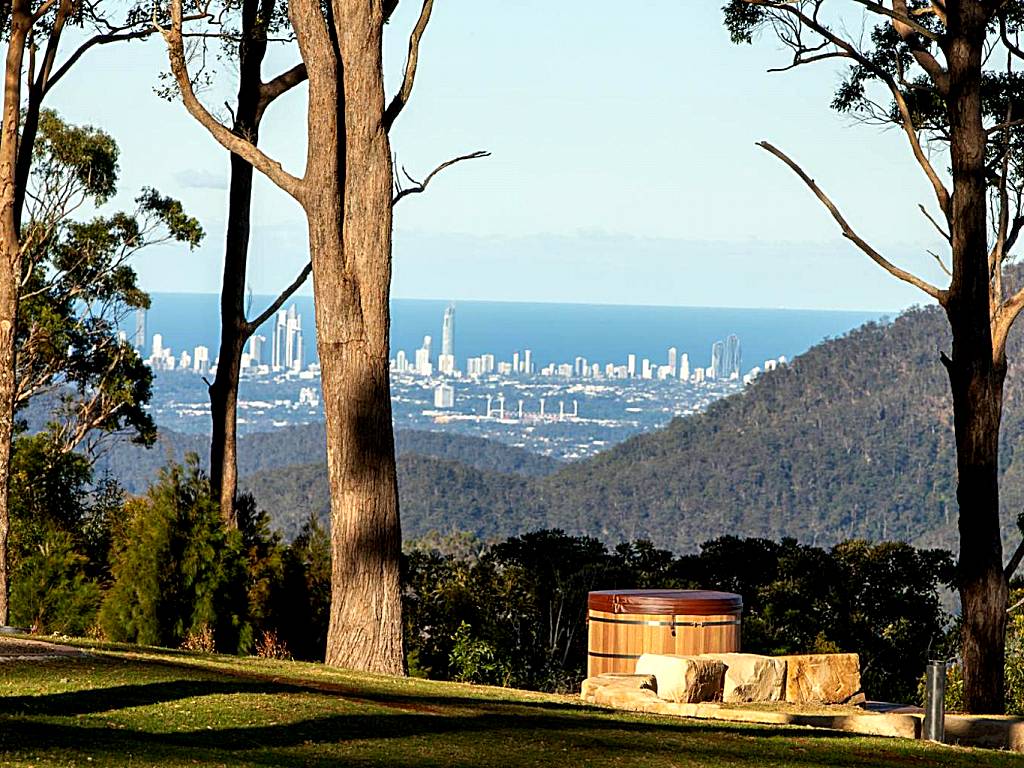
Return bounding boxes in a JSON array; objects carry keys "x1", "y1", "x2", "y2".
[{"x1": 129, "y1": 300, "x2": 795, "y2": 459}]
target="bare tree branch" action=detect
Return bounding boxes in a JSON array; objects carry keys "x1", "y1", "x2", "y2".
[
  {"x1": 920, "y1": 203, "x2": 952, "y2": 243},
  {"x1": 157, "y1": 0, "x2": 305, "y2": 200},
  {"x1": 246, "y1": 261, "x2": 313, "y2": 332},
  {"x1": 758, "y1": 140, "x2": 946, "y2": 302},
  {"x1": 383, "y1": 0, "x2": 434, "y2": 133},
  {"x1": 392, "y1": 150, "x2": 490, "y2": 206},
  {"x1": 849, "y1": 0, "x2": 941, "y2": 41},
  {"x1": 257, "y1": 62, "x2": 308, "y2": 118},
  {"x1": 927, "y1": 249, "x2": 952, "y2": 277},
  {"x1": 747, "y1": 0, "x2": 952, "y2": 220}
]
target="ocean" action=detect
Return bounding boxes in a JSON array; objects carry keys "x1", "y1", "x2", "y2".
[{"x1": 138, "y1": 294, "x2": 888, "y2": 373}]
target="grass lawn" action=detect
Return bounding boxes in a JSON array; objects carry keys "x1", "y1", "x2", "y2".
[{"x1": 0, "y1": 641, "x2": 1020, "y2": 767}]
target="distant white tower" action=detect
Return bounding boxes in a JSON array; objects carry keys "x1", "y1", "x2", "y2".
[
  {"x1": 627, "y1": 353, "x2": 636, "y2": 378},
  {"x1": 441, "y1": 304, "x2": 455, "y2": 357},
  {"x1": 668, "y1": 347, "x2": 678, "y2": 376},
  {"x1": 679, "y1": 353, "x2": 691, "y2": 382},
  {"x1": 272, "y1": 309, "x2": 288, "y2": 370},
  {"x1": 415, "y1": 335, "x2": 433, "y2": 376},
  {"x1": 524, "y1": 349, "x2": 533, "y2": 375},
  {"x1": 248, "y1": 334, "x2": 265, "y2": 366},
  {"x1": 193, "y1": 345, "x2": 210, "y2": 375},
  {"x1": 134, "y1": 307, "x2": 146, "y2": 353}
]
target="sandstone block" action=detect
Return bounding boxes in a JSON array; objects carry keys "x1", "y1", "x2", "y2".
[
  {"x1": 580, "y1": 674, "x2": 662, "y2": 712},
  {"x1": 781, "y1": 653, "x2": 861, "y2": 704},
  {"x1": 580, "y1": 673, "x2": 656, "y2": 701},
  {"x1": 635, "y1": 654, "x2": 726, "y2": 703},
  {"x1": 699, "y1": 653, "x2": 786, "y2": 703}
]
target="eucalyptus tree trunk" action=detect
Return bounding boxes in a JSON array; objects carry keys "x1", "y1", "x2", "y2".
[
  {"x1": 208, "y1": 0, "x2": 267, "y2": 525},
  {"x1": 944, "y1": 3, "x2": 1009, "y2": 714},
  {"x1": 164, "y1": 0, "x2": 478, "y2": 673},
  {"x1": 301, "y1": 1, "x2": 403, "y2": 672},
  {"x1": 0, "y1": 0, "x2": 29, "y2": 624}
]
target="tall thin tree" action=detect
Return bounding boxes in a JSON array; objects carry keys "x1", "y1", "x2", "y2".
[
  {"x1": 206, "y1": 0, "x2": 310, "y2": 525},
  {"x1": 0, "y1": 0, "x2": 195, "y2": 624},
  {"x1": 726, "y1": 0, "x2": 1024, "y2": 713},
  {"x1": 160, "y1": 0, "x2": 485, "y2": 669}
]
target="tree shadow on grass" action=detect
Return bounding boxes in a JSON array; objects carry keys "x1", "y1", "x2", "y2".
[{"x1": 0, "y1": 709, "x2": 899, "y2": 768}]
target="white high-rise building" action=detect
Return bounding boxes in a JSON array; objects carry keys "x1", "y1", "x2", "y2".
[
  {"x1": 441, "y1": 304, "x2": 455, "y2": 358},
  {"x1": 249, "y1": 334, "x2": 265, "y2": 366},
  {"x1": 438, "y1": 353, "x2": 455, "y2": 375},
  {"x1": 668, "y1": 347, "x2": 678, "y2": 376},
  {"x1": 641, "y1": 358, "x2": 652, "y2": 379},
  {"x1": 272, "y1": 309, "x2": 288, "y2": 370},
  {"x1": 524, "y1": 349, "x2": 533, "y2": 375},
  {"x1": 152, "y1": 334, "x2": 164, "y2": 359},
  {"x1": 627, "y1": 353, "x2": 636, "y2": 378},
  {"x1": 193, "y1": 345, "x2": 210, "y2": 375},
  {"x1": 679, "y1": 353, "x2": 690, "y2": 382},
  {"x1": 396, "y1": 350, "x2": 408, "y2": 372},
  {"x1": 433, "y1": 382, "x2": 454, "y2": 408},
  {"x1": 134, "y1": 307, "x2": 146, "y2": 353},
  {"x1": 415, "y1": 335, "x2": 433, "y2": 376},
  {"x1": 481, "y1": 354, "x2": 495, "y2": 373}
]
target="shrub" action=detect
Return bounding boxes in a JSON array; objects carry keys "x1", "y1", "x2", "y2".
[
  {"x1": 99, "y1": 456, "x2": 251, "y2": 652},
  {"x1": 9, "y1": 528, "x2": 100, "y2": 635}
]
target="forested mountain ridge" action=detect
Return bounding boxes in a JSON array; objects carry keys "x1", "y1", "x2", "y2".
[
  {"x1": 242, "y1": 305, "x2": 1024, "y2": 552},
  {"x1": 95, "y1": 423, "x2": 561, "y2": 494},
  {"x1": 537, "y1": 306, "x2": 967, "y2": 552}
]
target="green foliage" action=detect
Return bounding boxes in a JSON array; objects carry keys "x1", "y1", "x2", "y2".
[
  {"x1": 449, "y1": 621, "x2": 512, "y2": 686},
  {"x1": 31, "y1": 109, "x2": 118, "y2": 203},
  {"x1": 17, "y1": 110, "x2": 204, "y2": 454},
  {"x1": 272, "y1": 513, "x2": 331, "y2": 661},
  {"x1": 216, "y1": 305, "x2": 1010, "y2": 557},
  {"x1": 99, "y1": 457, "x2": 250, "y2": 653},
  {"x1": 9, "y1": 528, "x2": 100, "y2": 635},
  {"x1": 404, "y1": 530, "x2": 953, "y2": 700}
]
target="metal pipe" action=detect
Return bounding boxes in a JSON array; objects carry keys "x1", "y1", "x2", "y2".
[{"x1": 922, "y1": 660, "x2": 946, "y2": 742}]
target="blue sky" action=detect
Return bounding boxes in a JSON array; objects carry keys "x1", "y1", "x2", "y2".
[{"x1": 47, "y1": 1, "x2": 951, "y2": 311}]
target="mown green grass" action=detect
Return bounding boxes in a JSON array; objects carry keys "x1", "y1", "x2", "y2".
[{"x1": 0, "y1": 641, "x2": 1019, "y2": 767}]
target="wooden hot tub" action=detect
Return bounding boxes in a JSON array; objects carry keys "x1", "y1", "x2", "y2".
[{"x1": 587, "y1": 589, "x2": 743, "y2": 676}]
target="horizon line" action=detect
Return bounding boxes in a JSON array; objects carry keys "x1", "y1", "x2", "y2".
[{"x1": 143, "y1": 290, "x2": 910, "y2": 317}]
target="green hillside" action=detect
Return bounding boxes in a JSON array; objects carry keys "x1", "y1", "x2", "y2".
[
  {"x1": 95, "y1": 424, "x2": 561, "y2": 494},
  {"x1": 244, "y1": 305, "x2": 1024, "y2": 552}
]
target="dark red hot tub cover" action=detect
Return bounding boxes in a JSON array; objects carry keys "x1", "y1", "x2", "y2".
[{"x1": 588, "y1": 589, "x2": 742, "y2": 615}]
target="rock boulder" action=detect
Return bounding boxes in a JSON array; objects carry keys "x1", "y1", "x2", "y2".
[
  {"x1": 781, "y1": 653, "x2": 861, "y2": 704},
  {"x1": 635, "y1": 654, "x2": 726, "y2": 703},
  {"x1": 699, "y1": 653, "x2": 787, "y2": 703}
]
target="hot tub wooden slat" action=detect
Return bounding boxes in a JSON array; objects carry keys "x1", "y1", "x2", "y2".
[{"x1": 586, "y1": 589, "x2": 742, "y2": 677}]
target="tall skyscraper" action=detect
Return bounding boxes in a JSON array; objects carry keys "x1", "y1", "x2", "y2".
[
  {"x1": 193, "y1": 345, "x2": 210, "y2": 375},
  {"x1": 710, "y1": 340, "x2": 725, "y2": 379},
  {"x1": 248, "y1": 334, "x2": 265, "y2": 366},
  {"x1": 724, "y1": 334, "x2": 741, "y2": 379},
  {"x1": 272, "y1": 309, "x2": 288, "y2": 370},
  {"x1": 524, "y1": 349, "x2": 533, "y2": 375},
  {"x1": 627, "y1": 353, "x2": 636, "y2": 378},
  {"x1": 668, "y1": 347, "x2": 678, "y2": 376},
  {"x1": 415, "y1": 335, "x2": 433, "y2": 375},
  {"x1": 679, "y1": 353, "x2": 690, "y2": 381},
  {"x1": 441, "y1": 304, "x2": 455, "y2": 358},
  {"x1": 134, "y1": 307, "x2": 146, "y2": 353}
]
